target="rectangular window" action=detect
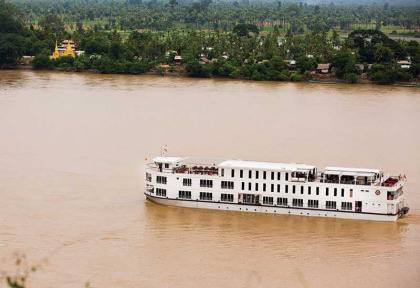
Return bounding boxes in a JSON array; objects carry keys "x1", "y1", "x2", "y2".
[
  {"x1": 308, "y1": 199, "x2": 319, "y2": 208},
  {"x1": 341, "y1": 202, "x2": 353, "y2": 211},
  {"x1": 164, "y1": 163, "x2": 169, "y2": 168},
  {"x1": 200, "y1": 179, "x2": 213, "y2": 188},
  {"x1": 231, "y1": 169, "x2": 235, "y2": 178},
  {"x1": 326, "y1": 188, "x2": 329, "y2": 196},
  {"x1": 334, "y1": 188, "x2": 337, "y2": 197},
  {"x1": 200, "y1": 192, "x2": 213, "y2": 201},
  {"x1": 242, "y1": 194, "x2": 260, "y2": 204},
  {"x1": 221, "y1": 169, "x2": 224, "y2": 177},
  {"x1": 292, "y1": 199, "x2": 303, "y2": 207},
  {"x1": 249, "y1": 170, "x2": 252, "y2": 179},
  {"x1": 263, "y1": 196, "x2": 274, "y2": 205},
  {"x1": 300, "y1": 186, "x2": 304, "y2": 195},
  {"x1": 316, "y1": 187, "x2": 319, "y2": 196},
  {"x1": 248, "y1": 182, "x2": 251, "y2": 191},
  {"x1": 285, "y1": 173, "x2": 289, "y2": 181},
  {"x1": 179, "y1": 190, "x2": 191, "y2": 199},
  {"x1": 242, "y1": 182, "x2": 245, "y2": 190},
  {"x1": 271, "y1": 172, "x2": 275, "y2": 180},
  {"x1": 183, "y1": 178, "x2": 192, "y2": 186},
  {"x1": 341, "y1": 189, "x2": 345, "y2": 197},
  {"x1": 293, "y1": 185, "x2": 296, "y2": 194},
  {"x1": 263, "y1": 183, "x2": 266, "y2": 192},
  {"x1": 263, "y1": 171, "x2": 267, "y2": 180},
  {"x1": 146, "y1": 173, "x2": 152, "y2": 182},
  {"x1": 256, "y1": 171, "x2": 259, "y2": 179},
  {"x1": 271, "y1": 184, "x2": 274, "y2": 192},
  {"x1": 156, "y1": 188, "x2": 166, "y2": 197},
  {"x1": 277, "y1": 197, "x2": 288, "y2": 206},
  {"x1": 157, "y1": 176, "x2": 167, "y2": 184},
  {"x1": 221, "y1": 193, "x2": 234, "y2": 202},
  {"x1": 350, "y1": 189, "x2": 353, "y2": 198},
  {"x1": 255, "y1": 183, "x2": 259, "y2": 191},
  {"x1": 277, "y1": 184, "x2": 280, "y2": 193},
  {"x1": 240, "y1": 170, "x2": 243, "y2": 178},
  {"x1": 285, "y1": 185, "x2": 289, "y2": 193},
  {"x1": 308, "y1": 186, "x2": 311, "y2": 195},
  {"x1": 326, "y1": 201, "x2": 337, "y2": 210},
  {"x1": 277, "y1": 172, "x2": 281, "y2": 181},
  {"x1": 221, "y1": 181, "x2": 234, "y2": 189}
]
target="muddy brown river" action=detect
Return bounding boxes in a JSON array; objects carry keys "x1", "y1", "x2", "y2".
[{"x1": 0, "y1": 70, "x2": 419, "y2": 287}]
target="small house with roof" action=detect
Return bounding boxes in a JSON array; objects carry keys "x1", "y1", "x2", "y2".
[{"x1": 317, "y1": 63, "x2": 331, "y2": 74}]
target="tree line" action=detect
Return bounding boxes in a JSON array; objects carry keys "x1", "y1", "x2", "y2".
[
  {"x1": 8, "y1": 0, "x2": 420, "y2": 35},
  {"x1": 1, "y1": 0, "x2": 420, "y2": 84}
]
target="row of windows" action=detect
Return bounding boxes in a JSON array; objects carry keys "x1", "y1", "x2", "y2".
[
  {"x1": 250, "y1": 197, "x2": 353, "y2": 210},
  {"x1": 239, "y1": 182, "x2": 353, "y2": 198},
  {"x1": 222, "y1": 169, "x2": 289, "y2": 181},
  {"x1": 178, "y1": 191, "x2": 235, "y2": 202},
  {"x1": 175, "y1": 178, "x2": 354, "y2": 198},
  {"x1": 166, "y1": 190, "x2": 356, "y2": 211}
]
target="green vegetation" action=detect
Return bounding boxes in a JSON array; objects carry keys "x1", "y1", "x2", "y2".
[
  {"x1": 8, "y1": 0, "x2": 420, "y2": 36},
  {"x1": 1, "y1": 0, "x2": 420, "y2": 84}
]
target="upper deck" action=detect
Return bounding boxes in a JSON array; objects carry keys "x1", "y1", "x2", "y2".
[{"x1": 148, "y1": 157, "x2": 405, "y2": 187}]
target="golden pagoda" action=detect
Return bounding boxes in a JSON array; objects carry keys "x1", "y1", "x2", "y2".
[
  {"x1": 51, "y1": 41, "x2": 60, "y2": 59},
  {"x1": 62, "y1": 40, "x2": 75, "y2": 57}
]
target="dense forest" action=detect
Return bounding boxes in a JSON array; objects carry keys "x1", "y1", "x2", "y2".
[
  {"x1": 8, "y1": 0, "x2": 420, "y2": 34},
  {"x1": 1, "y1": 0, "x2": 420, "y2": 84}
]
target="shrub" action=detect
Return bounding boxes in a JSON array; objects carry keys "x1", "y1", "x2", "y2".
[
  {"x1": 346, "y1": 73, "x2": 358, "y2": 84},
  {"x1": 32, "y1": 54, "x2": 54, "y2": 69},
  {"x1": 185, "y1": 60, "x2": 212, "y2": 77},
  {"x1": 290, "y1": 72, "x2": 302, "y2": 81},
  {"x1": 57, "y1": 62, "x2": 73, "y2": 71},
  {"x1": 74, "y1": 60, "x2": 85, "y2": 72}
]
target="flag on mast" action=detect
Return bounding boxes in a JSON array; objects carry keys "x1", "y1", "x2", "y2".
[{"x1": 162, "y1": 145, "x2": 168, "y2": 157}]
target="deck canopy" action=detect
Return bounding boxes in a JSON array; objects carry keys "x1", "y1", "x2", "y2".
[
  {"x1": 153, "y1": 157, "x2": 184, "y2": 164},
  {"x1": 218, "y1": 160, "x2": 316, "y2": 172},
  {"x1": 324, "y1": 167, "x2": 381, "y2": 177}
]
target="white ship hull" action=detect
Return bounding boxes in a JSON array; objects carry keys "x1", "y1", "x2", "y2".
[{"x1": 145, "y1": 193, "x2": 400, "y2": 222}]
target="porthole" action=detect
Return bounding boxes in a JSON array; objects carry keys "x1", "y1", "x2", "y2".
[
  {"x1": 239, "y1": 208, "x2": 241, "y2": 210},
  {"x1": 246, "y1": 208, "x2": 248, "y2": 211},
  {"x1": 255, "y1": 209, "x2": 257, "y2": 211},
  {"x1": 288, "y1": 211, "x2": 291, "y2": 214}
]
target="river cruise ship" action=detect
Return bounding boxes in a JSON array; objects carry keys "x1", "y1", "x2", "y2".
[{"x1": 145, "y1": 157, "x2": 409, "y2": 221}]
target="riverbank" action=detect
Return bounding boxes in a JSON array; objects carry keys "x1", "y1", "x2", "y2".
[{"x1": 7, "y1": 64, "x2": 420, "y2": 87}]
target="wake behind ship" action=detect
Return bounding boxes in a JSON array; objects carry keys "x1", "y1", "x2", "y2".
[{"x1": 145, "y1": 156, "x2": 409, "y2": 221}]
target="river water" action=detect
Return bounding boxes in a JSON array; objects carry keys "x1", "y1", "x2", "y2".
[{"x1": 0, "y1": 70, "x2": 419, "y2": 288}]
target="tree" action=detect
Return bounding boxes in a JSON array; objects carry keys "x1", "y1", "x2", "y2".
[
  {"x1": 232, "y1": 24, "x2": 259, "y2": 37},
  {"x1": 185, "y1": 59, "x2": 212, "y2": 77},
  {"x1": 38, "y1": 14, "x2": 65, "y2": 36},
  {"x1": 169, "y1": 0, "x2": 178, "y2": 8},
  {"x1": 0, "y1": 33, "x2": 27, "y2": 64}
]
